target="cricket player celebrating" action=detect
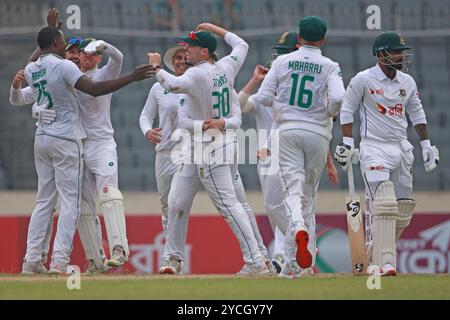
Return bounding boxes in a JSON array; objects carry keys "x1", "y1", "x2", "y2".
[
  {"x1": 139, "y1": 44, "x2": 188, "y2": 231},
  {"x1": 148, "y1": 23, "x2": 269, "y2": 275},
  {"x1": 251, "y1": 16, "x2": 345, "y2": 278},
  {"x1": 76, "y1": 38, "x2": 130, "y2": 268},
  {"x1": 239, "y1": 31, "x2": 340, "y2": 275},
  {"x1": 334, "y1": 32, "x2": 439, "y2": 276},
  {"x1": 21, "y1": 26, "x2": 153, "y2": 274},
  {"x1": 159, "y1": 90, "x2": 271, "y2": 275}
]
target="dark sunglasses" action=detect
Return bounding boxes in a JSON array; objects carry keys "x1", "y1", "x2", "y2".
[{"x1": 67, "y1": 36, "x2": 83, "y2": 46}]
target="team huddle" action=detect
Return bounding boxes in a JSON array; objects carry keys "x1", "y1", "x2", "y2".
[{"x1": 10, "y1": 8, "x2": 439, "y2": 278}]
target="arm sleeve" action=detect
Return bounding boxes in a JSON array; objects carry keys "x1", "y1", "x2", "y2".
[
  {"x1": 326, "y1": 64, "x2": 346, "y2": 117},
  {"x1": 220, "y1": 32, "x2": 249, "y2": 77},
  {"x1": 224, "y1": 89, "x2": 242, "y2": 129},
  {"x1": 177, "y1": 102, "x2": 197, "y2": 133},
  {"x1": 97, "y1": 43, "x2": 124, "y2": 80},
  {"x1": 340, "y1": 75, "x2": 364, "y2": 125},
  {"x1": 251, "y1": 59, "x2": 279, "y2": 107},
  {"x1": 60, "y1": 60, "x2": 85, "y2": 88},
  {"x1": 407, "y1": 80, "x2": 427, "y2": 125},
  {"x1": 139, "y1": 85, "x2": 159, "y2": 136},
  {"x1": 10, "y1": 86, "x2": 35, "y2": 106},
  {"x1": 237, "y1": 90, "x2": 255, "y2": 113},
  {"x1": 156, "y1": 68, "x2": 198, "y2": 95}
]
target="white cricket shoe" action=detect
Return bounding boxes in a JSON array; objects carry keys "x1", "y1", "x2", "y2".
[
  {"x1": 380, "y1": 263, "x2": 397, "y2": 276},
  {"x1": 107, "y1": 246, "x2": 128, "y2": 267},
  {"x1": 21, "y1": 260, "x2": 48, "y2": 275},
  {"x1": 236, "y1": 261, "x2": 270, "y2": 276},
  {"x1": 48, "y1": 262, "x2": 77, "y2": 276},
  {"x1": 271, "y1": 254, "x2": 285, "y2": 274},
  {"x1": 160, "y1": 258, "x2": 183, "y2": 275},
  {"x1": 278, "y1": 261, "x2": 301, "y2": 279},
  {"x1": 300, "y1": 267, "x2": 314, "y2": 277}
]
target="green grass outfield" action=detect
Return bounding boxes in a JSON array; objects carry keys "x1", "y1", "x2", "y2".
[{"x1": 1, "y1": 274, "x2": 449, "y2": 300}]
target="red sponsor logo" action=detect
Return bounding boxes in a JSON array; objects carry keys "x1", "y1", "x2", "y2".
[
  {"x1": 102, "y1": 186, "x2": 109, "y2": 193},
  {"x1": 376, "y1": 103, "x2": 404, "y2": 116},
  {"x1": 367, "y1": 165, "x2": 385, "y2": 170},
  {"x1": 369, "y1": 88, "x2": 384, "y2": 95}
]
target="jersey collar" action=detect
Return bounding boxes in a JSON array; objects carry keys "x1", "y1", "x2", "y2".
[
  {"x1": 299, "y1": 45, "x2": 322, "y2": 54},
  {"x1": 373, "y1": 63, "x2": 400, "y2": 83}
]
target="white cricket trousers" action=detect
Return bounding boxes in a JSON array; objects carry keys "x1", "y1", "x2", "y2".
[
  {"x1": 25, "y1": 134, "x2": 83, "y2": 264},
  {"x1": 360, "y1": 138, "x2": 414, "y2": 258},
  {"x1": 155, "y1": 151, "x2": 179, "y2": 230},
  {"x1": 278, "y1": 129, "x2": 328, "y2": 265}
]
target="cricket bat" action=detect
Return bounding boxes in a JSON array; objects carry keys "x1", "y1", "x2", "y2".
[{"x1": 345, "y1": 149, "x2": 368, "y2": 275}]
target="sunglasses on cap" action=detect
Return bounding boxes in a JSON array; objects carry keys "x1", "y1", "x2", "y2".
[{"x1": 67, "y1": 37, "x2": 83, "y2": 46}]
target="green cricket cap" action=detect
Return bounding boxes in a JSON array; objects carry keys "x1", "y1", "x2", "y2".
[
  {"x1": 180, "y1": 31, "x2": 217, "y2": 53},
  {"x1": 298, "y1": 16, "x2": 327, "y2": 41}
]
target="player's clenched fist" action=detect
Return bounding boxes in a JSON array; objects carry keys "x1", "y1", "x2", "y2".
[
  {"x1": 147, "y1": 53, "x2": 162, "y2": 67},
  {"x1": 252, "y1": 65, "x2": 269, "y2": 82},
  {"x1": 12, "y1": 69, "x2": 25, "y2": 89},
  {"x1": 145, "y1": 128, "x2": 162, "y2": 144},
  {"x1": 420, "y1": 139, "x2": 439, "y2": 172}
]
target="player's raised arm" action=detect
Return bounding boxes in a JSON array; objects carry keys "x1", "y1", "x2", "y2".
[
  {"x1": 238, "y1": 65, "x2": 269, "y2": 114},
  {"x1": 10, "y1": 70, "x2": 35, "y2": 106},
  {"x1": 74, "y1": 64, "x2": 154, "y2": 97},
  {"x1": 83, "y1": 40, "x2": 124, "y2": 79}
]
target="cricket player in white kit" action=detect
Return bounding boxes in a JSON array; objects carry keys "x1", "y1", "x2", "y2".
[
  {"x1": 140, "y1": 45, "x2": 188, "y2": 231},
  {"x1": 21, "y1": 26, "x2": 154, "y2": 274},
  {"x1": 334, "y1": 32, "x2": 439, "y2": 276},
  {"x1": 159, "y1": 89, "x2": 270, "y2": 275},
  {"x1": 239, "y1": 31, "x2": 340, "y2": 275},
  {"x1": 252, "y1": 16, "x2": 345, "y2": 278},
  {"x1": 148, "y1": 23, "x2": 269, "y2": 275}
]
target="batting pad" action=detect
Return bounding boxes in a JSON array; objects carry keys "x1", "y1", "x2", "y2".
[
  {"x1": 99, "y1": 186, "x2": 129, "y2": 256},
  {"x1": 78, "y1": 214, "x2": 106, "y2": 268},
  {"x1": 396, "y1": 198, "x2": 416, "y2": 241},
  {"x1": 372, "y1": 181, "x2": 398, "y2": 268}
]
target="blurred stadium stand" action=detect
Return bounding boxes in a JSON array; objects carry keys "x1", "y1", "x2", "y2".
[{"x1": 0, "y1": 0, "x2": 449, "y2": 191}]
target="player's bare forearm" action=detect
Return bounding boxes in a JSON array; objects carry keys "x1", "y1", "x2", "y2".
[
  {"x1": 75, "y1": 65, "x2": 154, "y2": 97},
  {"x1": 342, "y1": 123, "x2": 353, "y2": 138},
  {"x1": 414, "y1": 123, "x2": 429, "y2": 141},
  {"x1": 196, "y1": 23, "x2": 228, "y2": 37}
]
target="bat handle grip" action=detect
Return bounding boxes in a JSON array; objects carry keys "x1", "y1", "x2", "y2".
[{"x1": 347, "y1": 158, "x2": 356, "y2": 194}]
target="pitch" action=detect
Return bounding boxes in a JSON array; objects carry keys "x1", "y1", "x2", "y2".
[{"x1": 1, "y1": 274, "x2": 449, "y2": 300}]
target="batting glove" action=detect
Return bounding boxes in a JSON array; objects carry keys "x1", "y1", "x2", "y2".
[
  {"x1": 32, "y1": 101, "x2": 56, "y2": 124},
  {"x1": 84, "y1": 40, "x2": 108, "y2": 55},
  {"x1": 334, "y1": 137, "x2": 354, "y2": 168},
  {"x1": 420, "y1": 139, "x2": 439, "y2": 172}
]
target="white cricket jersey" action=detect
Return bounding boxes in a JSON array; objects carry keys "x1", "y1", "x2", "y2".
[
  {"x1": 156, "y1": 32, "x2": 248, "y2": 121},
  {"x1": 252, "y1": 45, "x2": 345, "y2": 140},
  {"x1": 340, "y1": 64, "x2": 427, "y2": 142},
  {"x1": 139, "y1": 82, "x2": 181, "y2": 153},
  {"x1": 76, "y1": 48, "x2": 123, "y2": 141},
  {"x1": 24, "y1": 53, "x2": 86, "y2": 140}
]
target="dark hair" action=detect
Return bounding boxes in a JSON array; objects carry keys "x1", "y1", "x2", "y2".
[
  {"x1": 209, "y1": 52, "x2": 218, "y2": 62},
  {"x1": 37, "y1": 26, "x2": 61, "y2": 50}
]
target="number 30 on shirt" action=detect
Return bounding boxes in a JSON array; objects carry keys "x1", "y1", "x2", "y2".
[{"x1": 212, "y1": 87, "x2": 230, "y2": 119}]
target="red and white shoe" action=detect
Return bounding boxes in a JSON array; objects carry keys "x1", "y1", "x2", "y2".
[
  {"x1": 295, "y1": 230, "x2": 312, "y2": 269},
  {"x1": 380, "y1": 263, "x2": 397, "y2": 276}
]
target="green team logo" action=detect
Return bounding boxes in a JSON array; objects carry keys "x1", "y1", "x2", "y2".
[
  {"x1": 230, "y1": 55, "x2": 238, "y2": 61},
  {"x1": 164, "y1": 89, "x2": 170, "y2": 94}
]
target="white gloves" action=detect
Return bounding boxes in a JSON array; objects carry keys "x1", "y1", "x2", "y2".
[
  {"x1": 32, "y1": 101, "x2": 56, "y2": 124},
  {"x1": 334, "y1": 137, "x2": 355, "y2": 168},
  {"x1": 84, "y1": 40, "x2": 108, "y2": 55},
  {"x1": 420, "y1": 139, "x2": 439, "y2": 172}
]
